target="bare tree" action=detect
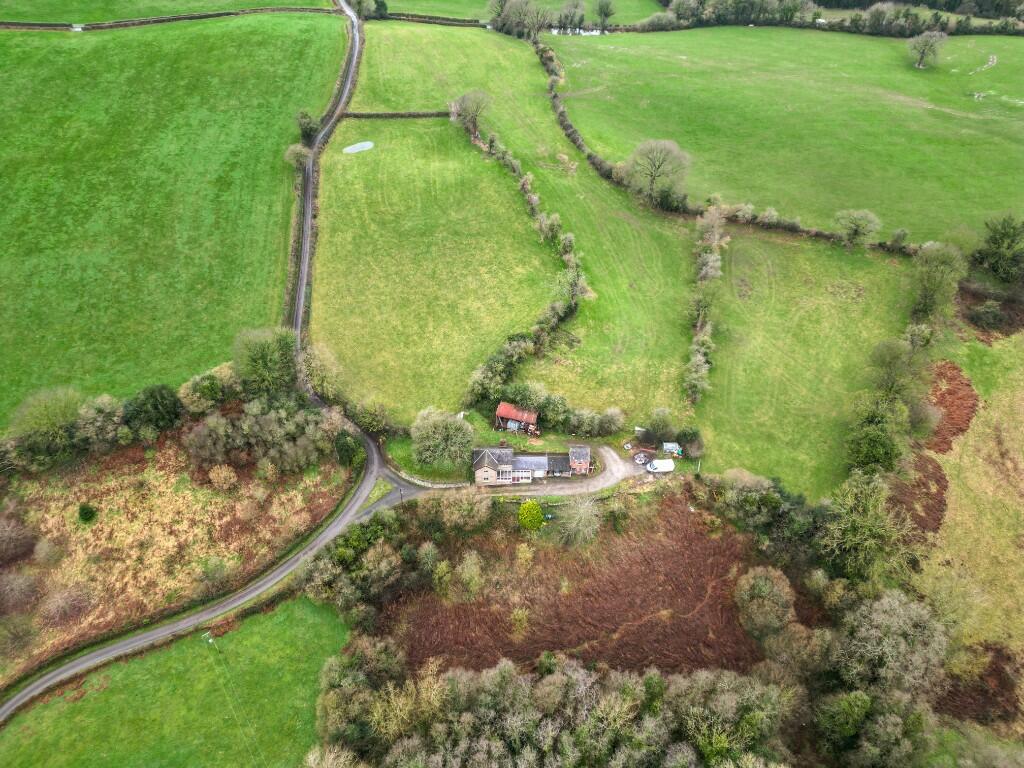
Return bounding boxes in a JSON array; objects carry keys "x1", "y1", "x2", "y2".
[
  {"x1": 623, "y1": 139, "x2": 690, "y2": 201},
  {"x1": 449, "y1": 91, "x2": 491, "y2": 140},
  {"x1": 597, "y1": 0, "x2": 616, "y2": 32},
  {"x1": 908, "y1": 31, "x2": 947, "y2": 69},
  {"x1": 557, "y1": 0, "x2": 585, "y2": 32}
]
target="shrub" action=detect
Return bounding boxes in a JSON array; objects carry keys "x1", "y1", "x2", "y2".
[
  {"x1": 178, "y1": 363, "x2": 240, "y2": 415},
  {"x1": 968, "y1": 299, "x2": 1006, "y2": 330},
  {"x1": 78, "y1": 502, "x2": 98, "y2": 523},
  {"x1": 756, "y1": 207, "x2": 780, "y2": 227},
  {"x1": 208, "y1": 464, "x2": 238, "y2": 491},
  {"x1": 638, "y1": 10, "x2": 680, "y2": 29},
  {"x1": 557, "y1": 496, "x2": 601, "y2": 547},
  {"x1": 456, "y1": 550, "x2": 484, "y2": 599},
  {"x1": 334, "y1": 432, "x2": 361, "y2": 467},
  {"x1": 285, "y1": 143, "x2": 312, "y2": 169},
  {"x1": 0, "y1": 517, "x2": 36, "y2": 567},
  {"x1": 7, "y1": 387, "x2": 85, "y2": 470},
  {"x1": 123, "y1": 384, "x2": 182, "y2": 434},
  {"x1": 833, "y1": 589, "x2": 947, "y2": 696},
  {"x1": 518, "y1": 500, "x2": 544, "y2": 531},
  {"x1": 912, "y1": 241, "x2": 966, "y2": 320},
  {"x1": 815, "y1": 691, "x2": 872, "y2": 752},
  {"x1": 847, "y1": 420, "x2": 901, "y2": 474},
  {"x1": 734, "y1": 567, "x2": 796, "y2": 639},
  {"x1": 39, "y1": 584, "x2": 92, "y2": 626},
  {"x1": 835, "y1": 209, "x2": 882, "y2": 248},
  {"x1": 622, "y1": 139, "x2": 689, "y2": 201},
  {"x1": 410, "y1": 408, "x2": 473, "y2": 467},
  {"x1": 233, "y1": 327, "x2": 297, "y2": 397},
  {"x1": 298, "y1": 110, "x2": 320, "y2": 146},
  {"x1": 449, "y1": 91, "x2": 490, "y2": 138},
  {"x1": 820, "y1": 471, "x2": 908, "y2": 582},
  {"x1": 974, "y1": 214, "x2": 1024, "y2": 284},
  {"x1": 0, "y1": 571, "x2": 38, "y2": 615},
  {"x1": 74, "y1": 395, "x2": 125, "y2": 453}
]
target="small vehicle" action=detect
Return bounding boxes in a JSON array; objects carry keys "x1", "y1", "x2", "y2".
[
  {"x1": 633, "y1": 452, "x2": 650, "y2": 465},
  {"x1": 646, "y1": 459, "x2": 676, "y2": 474}
]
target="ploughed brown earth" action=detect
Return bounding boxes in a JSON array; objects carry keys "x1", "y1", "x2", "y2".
[
  {"x1": 386, "y1": 492, "x2": 763, "y2": 674},
  {"x1": 937, "y1": 644, "x2": 1021, "y2": 725},
  {"x1": 959, "y1": 284, "x2": 1024, "y2": 344},
  {"x1": 890, "y1": 361, "x2": 978, "y2": 534}
]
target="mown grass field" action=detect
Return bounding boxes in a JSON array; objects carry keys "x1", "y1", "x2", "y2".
[
  {"x1": 312, "y1": 118, "x2": 562, "y2": 423},
  {"x1": 695, "y1": 230, "x2": 914, "y2": 499},
  {"x1": 353, "y1": 21, "x2": 696, "y2": 420},
  {"x1": 387, "y1": 0, "x2": 662, "y2": 24},
  {"x1": 0, "y1": 15, "x2": 345, "y2": 426},
  {"x1": 0, "y1": 598, "x2": 348, "y2": 768},
  {"x1": 350, "y1": 22, "x2": 918, "y2": 495},
  {"x1": 916, "y1": 334, "x2": 1024, "y2": 658},
  {"x1": 0, "y1": 0, "x2": 330, "y2": 22},
  {"x1": 547, "y1": 27, "x2": 1024, "y2": 240}
]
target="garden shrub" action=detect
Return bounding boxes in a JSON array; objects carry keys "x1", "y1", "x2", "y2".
[
  {"x1": 123, "y1": 384, "x2": 182, "y2": 434},
  {"x1": 410, "y1": 408, "x2": 473, "y2": 466},
  {"x1": 734, "y1": 566, "x2": 796, "y2": 639},
  {"x1": 78, "y1": 502, "x2": 98, "y2": 523},
  {"x1": 518, "y1": 500, "x2": 544, "y2": 531}
]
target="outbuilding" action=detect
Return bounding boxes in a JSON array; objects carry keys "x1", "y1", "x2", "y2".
[{"x1": 494, "y1": 401, "x2": 539, "y2": 435}]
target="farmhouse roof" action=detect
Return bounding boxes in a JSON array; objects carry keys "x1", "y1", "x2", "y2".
[
  {"x1": 568, "y1": 445, "x2": 591, "y2": 463},
  {"x1": 512, "y1": 454, "x2": 550, "y2": 472},
  {"x1": 496, "y1": 401, "x2": 537, "y2": 425},
  {"x1": 548, "y1": 454, "x2": 571, "y2": 474},
  {"x1": 472, "y1": 447, "x2": 513, "y2": 471}
]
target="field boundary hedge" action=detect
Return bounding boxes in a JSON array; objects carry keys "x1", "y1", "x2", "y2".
[
  {"x1": 533, "y1": 41, "x2": 919, "y2": 255},
  {"x1": 0, "y1": 7, "x2": 339, "y2": 31},
  {"x1": 385, "y1": 12, "x2": 484, "y2": 27},
  {"x1": 345, "y1": 110, "x2": 449, "y2": 118}
]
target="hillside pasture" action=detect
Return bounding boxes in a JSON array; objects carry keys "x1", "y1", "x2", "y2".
[
  {"x1": 696, "y1": 230, "x2": 915, "y2": 499},
  {"x1": 312, "y1": 118, "x2": 562, "y2": 423},
  {"x1": 0, "y1": 0, "x2": 330, "y2": 22},
  {"x1": 353, "y1": 21, "x2": 695, "y2": 419},
  {"x1": 547, "y1": 27, "x2": 1024, "y2": 240},
  {"x1": 0, "y1": 598, "x2": 348, "y2": 768},
  {"x1": 0, "y1": 15, "x2": 345, "y2": 426}
]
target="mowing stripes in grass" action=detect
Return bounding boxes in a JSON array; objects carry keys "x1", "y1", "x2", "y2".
[
  {"x1": 0, "y1": 15, "x2": 345, "y2": 426},
  {"x1": 0, "y1": 598, "x2": 349, "y2": 768},
  {"x1": 312, "y1": 118, "x2": 562, "y2": 423},
  {"x1": 547, "y1": 27, "x2": 1024, "y2": 240}
]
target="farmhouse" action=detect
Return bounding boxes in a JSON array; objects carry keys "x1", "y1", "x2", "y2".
[
  {"x1": 472, "y1": 445, "x2": 592, "y2": 486},
  {"x1": 494, "y1": 401, "x2": 539, "y2": 435}
]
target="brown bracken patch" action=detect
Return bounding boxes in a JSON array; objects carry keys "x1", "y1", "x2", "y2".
[
  {"x1": 926, "y1": 361, "x2": 979, "y2": 454},
  {"x1": 209, "y1": 617, "x2": 241, "y2": 638},
  {"x1": 889, "y1": 453, "x2": 949, "y2": 534},
  {"x1": 937, "y1": 644, "x2": 1021, "y2": 725},
  {"x1": 386, "y1": 492, "x2": 762, "y2": 674}
]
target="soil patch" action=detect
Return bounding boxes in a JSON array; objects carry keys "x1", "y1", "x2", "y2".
[
  {"x1": 386, "y1": 493, "x2": 762, "y2": 674},
  {"x1": 209, "y1": 617, "x2": 241, "y2": 638},
  {"x1": 926, "y1": 361, "x2": 979, "y2": 454},
  {"x1": 889, "y1": 453, "x2": 949, "y2": 534},
  {"x1": 937, "y1": 644, "x2": 1020, "y2": 725}
]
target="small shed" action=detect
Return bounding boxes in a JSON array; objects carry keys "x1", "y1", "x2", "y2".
[
  {"x1": 662, "y1": 442, "x2": 682, "y2": 457},
  {"x1": 495, "y1": 401, "x2": 539, "y2": 434}
]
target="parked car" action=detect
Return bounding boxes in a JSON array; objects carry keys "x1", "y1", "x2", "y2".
[
  {"x1": 646, "y1": 459, "x2": 675, "y2": 474},
  {"x1": 633, "y1": 452, "x2": 650, "y2": 465}
]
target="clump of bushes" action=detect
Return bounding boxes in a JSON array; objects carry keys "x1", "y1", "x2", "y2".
[
  {"x1": 493, "y1": 381, "x2": 624, "y2": 437},
  {"x1": 973, "y1": 213, "x2": 1024, "y2": 285},
  {"x1": 178, "y1": 362, "x2": 241, "y2": 415},
  {"x1": 77, "y1": 503, "x2": 98, "y2": 523},
  {"x1": 410, "y1": 408, "x2": 473, "y2": 467},
  {"x1": 39, "y1": 584, "x2": 91, "y2": 626},
  {"x1": 490, "y1": 0, "x2": 553, "y2": 41},
  {"x1": 684, "y1": 205, "x2": 730, "y2": 402},
  {"x1": 208, "y1": 464, "x2": 238, "y2": 491},
  {"x1": 835, "y1": 209, "x2": 882, "y2": 248},
  {"x1": 518, "y1": 499, "x2": 544, "y2": 531},
  {"x1": 734, "y1": 566, "x2": 796, "y2": 640},
  {"x1": 556, "y1": 496, "x2": 601, "y2": 546}
]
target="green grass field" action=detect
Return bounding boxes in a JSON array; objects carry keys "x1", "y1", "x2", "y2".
[
  {"x1": 0, "y1": 0, "x2": 330, "y2": 22},
  {"x1": 353, "y1": 21, "x2": 696, "y2": 420},
  {"x1": 387, "y1": 0, "x2": 662, "y2": 23},
  {"x1": 0, "y1": 15, "x2": 345, "y2": 426},
  {"x1": 312, "y1": 118, "x2": 562, "y2": 423},
  {"x1": 0, "y1": 598, "x2": 349, "y2": 768},
  {"x1": 695, "y1": 230, "x2": 914, "y2": 499},
  {"x1": 547, "y1": 27, "x2": 1024, "y2": 241}
]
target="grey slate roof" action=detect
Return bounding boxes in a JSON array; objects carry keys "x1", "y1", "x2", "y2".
[
  {"x1": 472, "y1": 447, "x2": 514, "y2": 471},
  {"x1": 548, "y1": 455, "x2": 571, "y2": 474},
  {"x1": 512, "y1": 455, "x2": 550, "y2": 472},
  {"x1": 569, "y1": 445, "x2": 591, "y2": 463}
]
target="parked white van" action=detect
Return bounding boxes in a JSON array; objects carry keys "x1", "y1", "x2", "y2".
[{"x1": 646, "y1": 459, "x2": 675, "y2": 474}]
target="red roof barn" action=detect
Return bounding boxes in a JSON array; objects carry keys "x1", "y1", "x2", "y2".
[{"x1": 494, "y1": 401, "x2": 539, "y2": 434}]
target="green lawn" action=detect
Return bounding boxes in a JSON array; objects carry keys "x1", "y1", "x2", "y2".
[
  {"x1": 387, "y1": 0, "x2": 662, "y2": 23},
  {"x1": 312, "y1": 118, "x2": 562, "y2": 423},
  {"x1": 353, "y1": 21, "x2": 696, "y2": 420},
  {"x1": 695, "y1": 230, "x2": 914, "y2": 499},
  {"x1": 0, "y1": 598, "x2": 349, "y2": 768},
  {"x1": 546, "y1": 27, "x2": 1024, "y2": 241},
  {"x1": 0, "y1": 15, "x2": 345, "y2": 426},
  {"x1": 0, "y1": 0, "x2": 331, "y2": 22}
]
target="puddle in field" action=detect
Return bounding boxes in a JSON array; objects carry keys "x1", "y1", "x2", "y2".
[{"x1": 343, "y1": 141, "x2": 374, "y2": 154}]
